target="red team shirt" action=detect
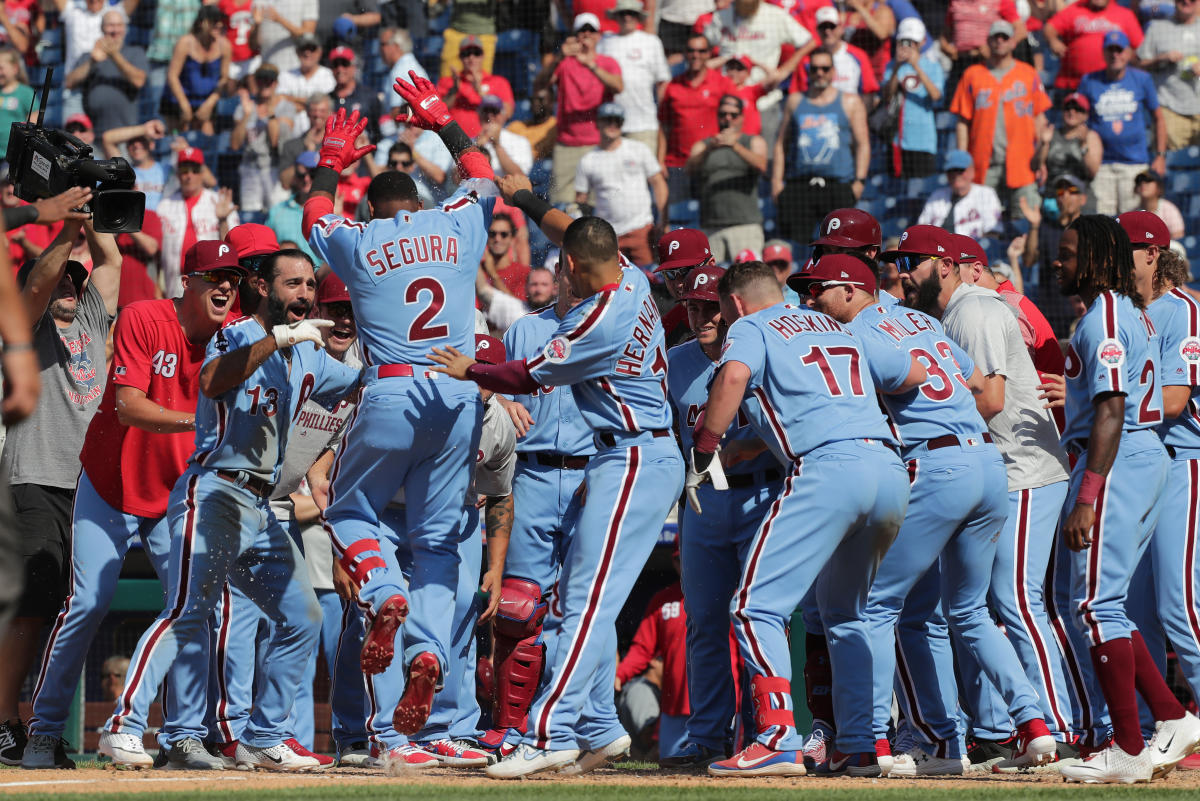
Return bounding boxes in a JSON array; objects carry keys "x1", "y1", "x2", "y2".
[
  {"x1": 219, "y1": 0, "x2": 258, "y2": 63},
  {"x1": 616, "y1": 583, "x2": 690, "y2": 717},
  {"x1": 435, "y1": 71, "x2": 515, "y2": 138},
  {"x1": 659, "y1": 69, "x2": 736, "y2": 167},
  {"x1": 79, "y1": 300, "x2": 206, "y2": 518}
]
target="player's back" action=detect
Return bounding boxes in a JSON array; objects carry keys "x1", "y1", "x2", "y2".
[
  {"x1": 721, "y1": 303, "x2": 895, "y2": 462},
  {"x1": 850, "y1": 304, "x2": 988, "y2": 448},
  {"x1": 1062, "y1": 290, "x2": 1164, "y2": 447},
  {"x1": 1148, "y1": 288, "x2": 1200, "y2": 451}
]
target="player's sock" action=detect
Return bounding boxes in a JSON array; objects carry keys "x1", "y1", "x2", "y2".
[
  {"x1": 1090, "y1": 638, "x2": 1142, "y2": 755},
  {"x1": 803, "y1": 633, "x2": 834, "y2": 727},
  {"x1": 1130, "y1": 631, "x2": 1186, "y2": 723}
]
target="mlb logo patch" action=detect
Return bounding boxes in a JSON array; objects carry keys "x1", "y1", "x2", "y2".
[{"x1": 115, "y1": 366, "x2": 127, "y2": 375}]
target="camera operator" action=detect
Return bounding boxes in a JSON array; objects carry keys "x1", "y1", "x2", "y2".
[{"x1": 0, "y1": 216, "x2": 121, "y2": 765}]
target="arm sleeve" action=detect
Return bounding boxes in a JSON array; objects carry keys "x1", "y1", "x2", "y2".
[
  {"x1": 526, "y1": 293, "x2": 618, "y2": 386},
  {"x1": 949, "y1": 72, "x2": 972, "y2": 120},
  {"x1": 110, "y1": 307, "x2": 154, "y2": 392},
  {"x1": 716, "y1": 319, "x2": 766, "y2": 389},
  {"x1": 307, "y1": 213, "x2": 365, "y2": 275},
  {"x1": 1159, "y1": 305, "x2": 1198, "y2": 388},
  {"x1": 616, "y1": 609, "x2": 659, "y2": 683},
  {"x1": 477, "y1": 413, "x2": 518, "y2": 496}
]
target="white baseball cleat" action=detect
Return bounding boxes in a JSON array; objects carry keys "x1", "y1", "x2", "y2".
[
  {"x1": 559, "y1": 734, "x2": 631, "y2": 775},
  {"x1": 99, "y1": 731, "x2": 153, "y2": 769},
  {"x1": 887, "y1": 745, "x2": 968, "y2": 777},
  {"x1": 235, "y1": 741, "x2": 324, "y2": 772},
  {"x1": 1060, "y1": 743, "x2": 1153, "y2": 784},
  {"x1": 485, "y1": 743, "x2": 580, "y2": 779},
  {"x1": 1148, "y1": 712, "x2": 1200, "y2": 780}
]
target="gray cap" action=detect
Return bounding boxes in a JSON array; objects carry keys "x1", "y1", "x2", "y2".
[
  {"x1": 989, "y1": 20, "x2": 1015, "y2": 39},
  {"x1": 607, "y1": 0, "x2": 647, "y2": 17},
  {"x1": 597, "y1": 102, "x2": 625, "y2": 120}
]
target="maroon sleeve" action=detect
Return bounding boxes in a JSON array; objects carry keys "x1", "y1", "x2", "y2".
[{"x1": 466, "y1": 359, "x2": 540, "y2": 394}]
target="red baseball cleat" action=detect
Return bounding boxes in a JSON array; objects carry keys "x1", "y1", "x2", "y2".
[
  {"x1": 360, "y1": 594, "x2": 408, "y2": 675},
  {"x1": 392, "y1": 651, "x2": 440, "y2": 735}
]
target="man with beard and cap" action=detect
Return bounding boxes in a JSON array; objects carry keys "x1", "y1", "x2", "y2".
[
  {"x1": 811, "y1": 246, "x2": 1058, "y2": 777},
  {"x1": 98, "y1": 249, "x2": 360, "y2": 771},
  {"x1": 664, "y1": 264, "x2": 784, "y2": 769},
  {"x1": 225, "y1": 224, "x2": 283, "y2": 318},
  {"x1": 653, "y1": 229, "x2": 716, "y2": 347}
]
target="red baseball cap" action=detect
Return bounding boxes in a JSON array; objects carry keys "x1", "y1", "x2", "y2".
[
  {"x1": 178, "y1": 147, "x2": 205, "y2": 166},
  {"x1": 880, "y1": 225, "x2": 952, "y2": 262},
  {"x1": 1116, "y1": 210, "x2": 1171, "y2": 247},
  {"x1": 655, "y1": 229, "x2": 712, "y2": 272},
  {"x1": 735, "y1": 248, "x2": 760, "y2": 263},
  {"x1": 317, "y1": 273, "x2": 351, "y2": 305},
  {"x1": 65, "y1": 113, "x2": 93, "y2": 131},
  {"x1": 811, "y1": 208, "x2": 882, "y2": 250},
  {"x1": 183, "y1": 240, "x2": 244, "y2": 275},
  {"x1": 225, "y1": 224, "x2": 280, "y2": 259},
  {"x1": 329, "y1": 46, "x2": 355, "y2": 62},
  {"x1": 475, "y1": 334, "x2": 507, "y2": 365},
  {"x1": 680, "y1": 265, "x2": 725, "y2": 302},
  {"x1": 726, "y1": 55, "x2": 753, "y2": 71},
  {"x1": 949, "y1": 233, "x2": 987, "y2": 266},
  {"x1": 1062, "y1": 91, "x2": 1090, "y2": 112},
  {"x1": 763, "y1": 240, "x2": 793, "y2": 264},
  {"x1": 796, "y1": 253, "x2": 877, "y2": 295}
]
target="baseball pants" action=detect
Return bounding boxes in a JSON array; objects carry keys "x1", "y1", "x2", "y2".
[
  {"x1": 734, "y1": 439, "x2": 909, "y2": 754},
  {"x1": 504, "y1": 459, "x2": 584, "y2": 592},
  {"x1": 29, "y1": 471, "x2": 207, "y2": 748},
  {"x1": 106, "y1": 468, "x2": 321, "y2": 747},
  {"x1": 892, "y1": 575, "x2": 963, "y2": 755}
]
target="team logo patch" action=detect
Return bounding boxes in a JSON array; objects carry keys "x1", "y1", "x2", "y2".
[
  {"x1": 1097, "y1": 338, "x2": 1125, "y2": 368},
  {"x1": 1181, "y1": 336, "x2": 1200, "y2": 364},
  {"x1": 543, "y1": 337, "x2": 571, "y2": 363}
]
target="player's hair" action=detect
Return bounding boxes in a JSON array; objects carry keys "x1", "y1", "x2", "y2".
[
  {"x1": 562, "y1": 216, "x2": 618, "y2": 266},
  {"x1": 367, "y1": 170, "x2": 420, "y2": 208},
  {"x1": 1156, "y1": 247, "x2": 1191, "y2": 293},
  {"x1": 718, "y1": 260, "x2": 778, "y2": 298},
  {"x1": 259, "y1": 249, "x2": 315, "y2": 285},
  {"x1": 1068, "y1": 214, "x2": 1143, "y2": 308}
]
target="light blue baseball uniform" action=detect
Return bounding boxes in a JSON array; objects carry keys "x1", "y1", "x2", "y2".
[
  {"x1": 716, "y1": 302, "x2": 910, "y2": 753},
  {"x1": 514, "y1": 264, "x2": 685, "y2": 752},
  {"x1": 309, "y1": 181, "x2": 493, "y2": 680},
  {"x1": 105, "y1": 317, "x2": 360, "y2": 747},
  {"x1": 667, "y1": 337, "x2": 782, "y2": 753}
]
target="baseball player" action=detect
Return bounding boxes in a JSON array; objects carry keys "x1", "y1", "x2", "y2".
[
  {"x1": 98, "y1": 249, "x2": 360, "y2": 771},
  {"x1": 22, "y1": 241, "x2": 244, "y2": 771},
  {"x1": 429, "y1": 212, "x2": 685, "y2": 779},
  {"x1": 664, "y1": 264, "x2": 784, "y2": 768},
  {"x1": 811, "y1": 237, "x2": 1056, "y2": 777},
  {"x1": 653, "y1": 229, "x2": 715, "y2": 347},
  {"x1": 1047, "y1": 215, "x2": 1200, "y2": 784},
  {"x1": 685, "y1": 261, "x2": 912, "y2": 778},
  {"x1": 302, "y1": 84, "x2": 495, "y2": 736}
]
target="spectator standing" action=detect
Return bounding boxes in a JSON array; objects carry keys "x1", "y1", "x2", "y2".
[
  {"x1": 232, "y1": 64, "x2": 294, "y2": 219},
  {"x1": 687, "y1": 93, "x2": 767, "y2": 261},
  {"x1": 1078, "y1": 30, "x2": 1166, "y2": 214},
  {"x1": 162, "y1": 6, "x2": 232, "y2": 136},
  {"x1": 277, "y1": 36, "x2": 335, "y2": 113},
  {"x1": 1134, "y1": 169, "x2": 1185, "y2": 239},
  {"x1": 480, "y1": 211, "x2": 530, "y2": 300},
  {"x1": 951, "y1": 20, "x2": 1050, "y2": 219},
  {"x1": 328, "y1": 46, "x2": 382, "y2": 142},
  {"x1": 1137, "y1": 0, "x2": 1200, "y2": 150},
  {"x1": 219, "y1": 0, "x2": 261, "y2": 80},
  {"x1": 63, "y1": 112, "x2": 95, "y2": 146},
  {"x1": 101, "y1": 120, "x2": 172, "y2": 211},
  {"x1": 0, "y1": 0, "x2": 41, "y2": 60},
  {"x1": 266, "y1": 151, "x2": 320, "y2": 262},
  {"x1": 506, "y1": 85, "x2": 557, "y2": 161},
  {"x1": 379, "y1": 27, "x2": 427, "y2": 111},
  {"x1": 940, "y1": 0, "x2": 1024, "y2": 93},
  {"x1": 379, "y1": 127, "x2": 451, "y2": 201},
  {"x1": 440, "y1": 0, "x2": 499, "y2": 78},
  {"x1": 881, "y1": 16, "x2": 945, "y2": 177},
  {"x1": 475, "y1": 94, "x2": 533, "y2": 177},
  {"x1": 598, "y1": 0, "x2": 671, "y2": 153},
  {"x1": 57, "y1": 0, "x2": 107, "y2": 85},
  {"x1": 257, "y1": 0, "x2": 318, "y2": 73},
  {"x1": 772, "y1": 47, "x2": 869, "y2": 244},
  {"x1": 143, "y1": 0, "x2": 202, "y2": 120},
  {"x1": 658, "y1": 32, "x2": 734, "y2": 203},
  {"x1": 797, "y1": 6, "x2": 880, "y2": 97},
  {"x1": 722, "y1": 55, "x2": 774, "y2": 136},
  {"x1": 1044, "y1": 0, "x2": 1144, "y2": 91},
  {"x1": 1018, "y1": 173, "x2": 1087, "y2": 335},
  {"x1": 436, "y1": 35, "x2": 514, "y2": 138},
  {"x1": 575, "y1": 102, "x2": 668, "y2": 266},
  {"x1": 0, "y1": 46, "x2": 33, "y2": 159},
  {"x1": 542, "y1": 14, "x2": 623, "y2": 204},
  {"x1": 841, "y1": 0, "x2": 897, "y2": 80},
  {"x1": 64, "y1": 9, "x2": 147, "y2": 136},
  {"x1": 916, "y1": 149, "x2": 1003, "y2": 238},
  {"x1": 1034, "y1": 91, "x2": 1102, "y2": 199},
  {"x1": 157, "y1": 148, "x2": 239, "y2": 298},
  {"x1": 0, "y1": 219, "x2": 120, "y2": 766},
  {"x1": 524, "y1": 264, "x2": 556, "y2": 307},
  {"x1": 315, "y1": 0, "x2": 380, "y2": 50}
]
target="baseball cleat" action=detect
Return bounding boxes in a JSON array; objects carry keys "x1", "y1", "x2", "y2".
[
  {"x1": 98, "y1": 731, "x2": 153, "y2": 769},
  {"x1": 801, "y1": 720, "x2": 833, "y2": 769},
  {"x1": 284, "y1": 738, "x2": 333, "y2": 768},
  {"x1": 420, "y1": 738, "x2": 492, "y2": 767},
  {"x1": 993, "y1": 718, "x2": 1057, "y2": 773},
  {"x1": 361, "y1": 594, "x2": 409, "y2": 675},
  {"x1": 208, "y1": 740, "x2": 240, "y2": 769},
  {"x1": 814, "y1": 750, "x2": 882, "y2": 778},
  {"x1": 875, "y1": 739, "x2": 894, "y2": 777},
  {"x1": 966, "y1": 737, "x2": 1011, "y2": 772},
  {"x1": 1060, "y1": 743, "x2": 1153, "y2": 784},
  {"x1": 660, "y1": 742, "x2": 724, "y2": 770},
  {"x1": 708, "y1": 742, "x2": 807, "y2": 777},
  {"x1": 380, "y1": 744, "x2": 440, "y2": 774},
  {"x1": 337, "y1": 740, "x2": 372, "y2": 767},
  {"x1": 392, "y1": 651, "x2": 440, "y2": 735},
  {"x1": 1148, "y1": 712, "x2": 1200, "y2": 779},
  {"x1": 21, "y1": 734, "x2": 75, "y2": 769},
  {"x1": 0, "y1": 720, "x2": 27, "y2": 766},
  {"x1": 158, "y1": 737, "x2": 227, "y2": 770},
  {"x1": 485, "y1": 743, "x2": 580, "y2": 779},
  {"x1": 235, "y1": 741, "x2": 325, "y2": 772},
  {"x1": 560, "y1": 733, "x2": 631, "y2": 775},
  {"x1": 887, "y1": 745, "x2": 967, "y2": 777}
]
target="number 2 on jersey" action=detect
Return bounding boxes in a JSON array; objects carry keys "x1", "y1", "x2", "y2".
[{"x1": 406, "y1": 277, "x2": 449, "y2": 342}]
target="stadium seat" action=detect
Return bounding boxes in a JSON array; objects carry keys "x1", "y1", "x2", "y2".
[
  {"x1": 529, "y1": 158, "x2": 552, "y2": 197},
  {"x1": 513, "y1": 98, "x2": 532, "y2": 122},
  {"x1": 1169, "y1": 171, "x2": 1200, "y2": 195},
  {"x1": 496, "y1": 29, "x2": 535, "y2": 54},
  {"x1": 668, "y1": 199, "x2": 700, "y2": 227},
  {"x1": 1167, "y1": 146, "x2": 1200, "y2": 168},
  {"x1": 418, "y1": 35, "x2": 444, "y2": 77},
  {"x1": 428, "y1": 7, "x2": 452, "y2": 33},
  {"x1": 904, "y1": 174, "x2": 946, "y2": 198}
]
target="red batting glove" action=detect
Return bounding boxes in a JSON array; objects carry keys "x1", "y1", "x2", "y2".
[
  {"x1": 318, "y1": 108, "x2": 376, "y2": 173},
  {"x1": 393, "y1": 70, "x2": 453, "y2": 131}
]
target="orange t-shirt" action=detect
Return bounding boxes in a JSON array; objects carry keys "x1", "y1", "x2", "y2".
[{"x1": 950, "y1": 61, "x2": 1050, "y2": 190}]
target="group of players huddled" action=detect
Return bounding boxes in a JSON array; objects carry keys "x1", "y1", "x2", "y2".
[{"x1": 14, "y1": 72, "x2": 1200, "y2": 785}]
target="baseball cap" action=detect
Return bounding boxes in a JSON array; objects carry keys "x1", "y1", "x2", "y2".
[
  {"x1": 253, "y1": 63, "x2": 279, "y2": 84},
  {"x1": 989, "y1": 20, "x2": 1015, "y2": 39},
  {"x1": 1116, "y1": 210, "x2": 1171, "y2": 247},
  {"x1": 763, "y1": 240, "x2": 793, "y2": 264},
  {"x1": 1135, "y1": 169, "x2": 1164, "y2": 186},
  {"x1": 1052, "y1": 174, "x2": 1088, "y2": 194},
  {"x1": 459, "y1": 34, "x2": 484, "y2": 53},
  {"x1": 182, "y1": 240, "x2": 244, "y2": 276},
  {"x1": 317, "y1": 273, "x2": 351, "y2": 305},
  {"x1": 880, "y1": 224, "x2": 952, "y2": 263},
  {"x1": 573, "y1": 12, "x2": 601, "y2": 31},
  {"x1": 811, "y1": 207, "x2": 882, "y2": 250},
  {"x1": 64, "y1": 113, "x2": 93, "y2": 131},
  {"x1": 725, "y1": 54, "x2": 752, "y2": 71},
  {"x1": 944, "y1": 150, "x2": 973, "y2": 172},
  {"x1": 897, "y1": 17, "x2": 926, "y2": 45},
  {"x1": 735, "y1": 248, "x2": 760, "y2": 263},
  {"x1": 1104, "y1": 30, "x2": 1131, "y2": 50},
  {"x1": 295, "y1": 33, "x2": 320, "y2": 50},
  {"x1": 1062, "y1": 91, "x2": 1090, "y2": 111},
  {"x1": 329, "y1": 46, "x2": 356, "y2": 63},
  {"x1": 475, "y1": 334, "x2": 507, "y2": 365},
  {"x1": 815, "y1": 6, "x2": 839, "y2": 25},
  {"x1": 17, "y1": 258, "x2": 89, "y2": 293},
  {"x1": 597, "y1": 101, "x2": 625, "y2": 120},
  {"x1": 655, "y1": 229, "x2": 712, "y2": 272},
  {"x1": 178, "y1": 147, "x2": 205, "y2": 166},
  {"x1": 225, "y1": 223, "x2": 280, "y2": 259},
  {"x1": 607, "y1": 0, "x2": 647, "y2": 17},
  {"x1": 949, "y1": 233, "x2": 987, "y2": 266},
  {"x1": 680, "y1": 265, "x2": 725, "y2": 302},
  {"x1": 796, "y1": 253, "x2": 876, "y2": 295},
  {"x1": 480, "y1": 94, "x2": 505, "y2": 112},
  {"x1": 333, "y1": 16, "x2": 357, "y2": 40},
  {"x1": 296, "y1": 150, "x2": 320, "y2": 169}
]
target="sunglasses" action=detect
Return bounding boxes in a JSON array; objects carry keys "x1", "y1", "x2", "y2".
[
  {"x1": 488, "y1": 229, "x2": 512, "y2": 238},
  {"x1": 298, "y1": 45, "x2": 319, "y2": 53},
  {"x1": 178, "y1": 164, "x2": 203, "y2": 174},
  {"x1": 817, "y1": 22, "x2": 838, "y2": 31},
  {"x1": 1064, "y1": 103, "x2": 1086, "y2": 113},
  {"x1": 686, "y1": 47, "x2": 709, "y2": 54},
  {"x1": 240, "y1": 254, "x2": 267, "y2": 272},
  {"x1": 807, "y1": 281, "x2": 857, "y2": 297},
  {"x1": 331, "y1": 59, "x2": 353, "y2": 67},
  {"x1": 989, "y1": 33, "x2": 1010, "y2": 41},
  {"x1": 66, "y1": 124, "x2": 89, "y2": 133},
  {"x1": 661, "y1": 266, "x2": 693, "y2": 281},
  {"x1": 461, "y1": 48, "x2": 484, "y2": 57},
  {"x1": 810, "y1": 64, "x2": 833, "y2": 73},
  {"x1": 718, "y1": 110, "x2": 742, "y2": 119},
  {"x1": 193, "y1": 269, "x2": 243, "y2": 284},
  {"x1": 1055, "y1": 186, "x2": 1082, "y2": 197},
  {"x1": 390, "y1": 158, "x2": 413, "y2": 168},
  {"x1": 893, "y1": 254, "x2": 936, "y2": 273}
]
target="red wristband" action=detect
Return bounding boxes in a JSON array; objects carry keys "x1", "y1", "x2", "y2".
[
  {"x1": 693, "y1": 427, "x2": 722, "y2": 454},
  {"x1": 1076, "y1": 469, "x2": 1105, "y2": 506}
]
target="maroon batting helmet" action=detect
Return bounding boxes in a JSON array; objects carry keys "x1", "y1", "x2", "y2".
[
  {"x1": 681, "y1": 265, "x2": 725, "y2": 302},
  {"x1": 811, "y1": 208, "x2": 882, "y2": 250},
  {"x1": 655, "y1": 229, "x2": 713, "y2": 272}
]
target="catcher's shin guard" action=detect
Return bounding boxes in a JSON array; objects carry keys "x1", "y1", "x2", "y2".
[{"x1": 492, "y1": 578, "x2": 547, "y2": 730}]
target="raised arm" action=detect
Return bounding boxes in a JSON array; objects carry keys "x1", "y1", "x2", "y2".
[
  {"x1": 83, "y1": 221, "x2": 122, "y2": 317},
  {"x1": 22, "y1": 218, "x2": 84, "y2": 325}
]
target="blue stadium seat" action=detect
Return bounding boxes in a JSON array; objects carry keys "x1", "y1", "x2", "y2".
[
  {"x1": 668, "y1": 199, "x2": 700, "y2": 227},
  {"x1": 1184, "y1": 195, "x2": 1200, "y2": 219},
  {"x1": 418, "y1": 35, "x2": 444, "y2": 77},
  {"x1": 496, "y1": 29, "x2": 535, "y2": 54},
  {"x1": 1182, "y1": 235, "x2": 1198, "y2": 256},
  {"x1": 904, "y1": 174, "x2": 946, "y2": 197},
  {"x1": 1167, "y1": 147, "x2": 1200, "y2": 168},
  {"x1": 529, "y1": 158, "x2": 552, "y2": 197},
  {"x1": 428, "y1": 7, "x2": 452, "y2": 34},
  {"x1": 513, "y1": 98, "x2": 532, "y2": 122},
  {"x1": 1169, "y1": 171, "x2": 1200, "y2": 195}
]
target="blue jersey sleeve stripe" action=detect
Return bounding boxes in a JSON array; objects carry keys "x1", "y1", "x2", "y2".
[
  {"x1": 526, "y1": 289, "x2": 616, "y2": 371},
  {"x1": 751, "y1": 386, "x2": 798, "y2": 463}
]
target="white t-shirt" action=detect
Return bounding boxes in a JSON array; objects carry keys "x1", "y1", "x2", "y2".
[
  {"x1": 941, "y1": 283, "x2": 1070, "y2": 492},
  {"x1": 575, "y1": 138, "x2": 662, "y2": 235},
  {"x1": 279, "y1": 65, "x2": 335, "y2": 102},
  {"x1": 702, "y1": 4, "x2": 811, "y2": 106},
  {"x1": 64, "y1": 2, "x2": 106, "y2": 75},
  {"x1": 486, "y1": 128, "x2": 534, "y2": 176},
  {"x1": 598, "y1": 30, "x2": 671, "y2": 133},
  {"x1": 257, "y1": 0, "x2": 318, "y2": 72},
  {"x1": 916, "y1": 184, "x2": 1003, "y2": 240}
]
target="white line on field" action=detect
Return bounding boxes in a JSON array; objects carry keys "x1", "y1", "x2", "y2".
[{"x1": 0, "y1": 776, "x2": 251, "y2": 788}]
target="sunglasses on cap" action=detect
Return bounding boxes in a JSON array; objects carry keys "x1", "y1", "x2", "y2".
[
  {"x1": 893, "y1": 254, "x2": 937, "y2": 273},
  {"x1": 1064, "y1": 103, "x2": 1086, "y2": 114},
  {"x1": 192, "y1": 268, "x2": 243, "y2": 285},
  {"x1": 817, "y1": 22, "x2": 837, "y2": 30},
  {"x1": 298, "y1": 44, "x2": 319, "y2": 52}
]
